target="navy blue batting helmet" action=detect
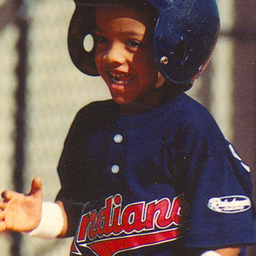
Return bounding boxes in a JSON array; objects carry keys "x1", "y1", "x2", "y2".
[{"x1": 68, "y1": 0, "x2": 220, "y2": 85}]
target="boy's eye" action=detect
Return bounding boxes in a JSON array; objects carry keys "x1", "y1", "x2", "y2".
[
  {"x1": 126, "y1": 40, "x2": 141, "y2": 49},
  {"x1": 95, "y1": 35, "x2": 108, "y2": 44}
]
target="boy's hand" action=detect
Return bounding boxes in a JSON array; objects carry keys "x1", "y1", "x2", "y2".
[{"x1": 0, "y1": 177, "x2": 43, "y2": 232}]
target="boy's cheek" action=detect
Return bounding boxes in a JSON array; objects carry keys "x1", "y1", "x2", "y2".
[{"x1": 94, "y1": 55, "x2": 103, "y2": 72}]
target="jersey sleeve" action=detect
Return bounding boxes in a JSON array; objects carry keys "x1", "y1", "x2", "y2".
[{"x1": 173, "y1": 109, "x2": 256, "y2": 249}]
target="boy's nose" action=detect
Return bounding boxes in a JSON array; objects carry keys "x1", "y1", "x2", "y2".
[{"x1": 103, "y1": 44, "x2": 126, "y2": 65}]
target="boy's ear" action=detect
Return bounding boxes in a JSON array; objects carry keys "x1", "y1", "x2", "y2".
[{"x1": 155, "y1": 73, "x2": 165, "y2": 88}]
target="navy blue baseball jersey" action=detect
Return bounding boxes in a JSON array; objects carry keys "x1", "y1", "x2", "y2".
[{"x1": 56, "y1": 93, "x2": 255, "y2": 256}]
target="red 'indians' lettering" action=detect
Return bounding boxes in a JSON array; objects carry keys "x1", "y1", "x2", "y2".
[{"x1": 77, "y1": 194, "x2": 188, "y2": 243}]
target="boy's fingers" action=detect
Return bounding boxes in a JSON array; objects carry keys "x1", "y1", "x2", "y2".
[
  {"x1": 1, "y1": 191, "x2": 6, "y2": 199},
  {"x1": 29, "y1": 177, "x2": 43, "y2": 198},
  {"x1": 0, "y1": 211, "x2": 5, "y2": 220},
  {"x1": 0, "y1": 221, "x2": 7, "y2": 232},
  {"x1": 0, "y1": 201, "x2": 6, "y2": 210},
  {"x1": 1, "y1": 191, "x2": 14, "y2": 201}
]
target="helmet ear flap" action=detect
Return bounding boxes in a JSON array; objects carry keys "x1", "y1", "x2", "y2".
[
  {"x1": 173, "y1": 39, "x2": 190, "y2": 64},
  {"x1": 68, "y1": 6, "x2": 99, "y2": 76},
  {"x1": 153, "y1": 0, "x2": 220, "y2": 85}
]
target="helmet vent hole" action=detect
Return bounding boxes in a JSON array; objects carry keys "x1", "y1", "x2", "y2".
[
  {"x1": 175, "y1": 40, "x2": 189, "y2": 63},
  {"x1": 83, "y1": 34, "x2": 94, "y2": 52}
]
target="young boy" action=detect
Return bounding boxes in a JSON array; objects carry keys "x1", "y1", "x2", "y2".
[{"x1": 0, "y1": 0, "x2": 255, "y2": 255}]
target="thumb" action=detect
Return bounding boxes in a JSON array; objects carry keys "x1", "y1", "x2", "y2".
[{"x1": 28, "y1": 177, "x2": 43, "y2": 199}]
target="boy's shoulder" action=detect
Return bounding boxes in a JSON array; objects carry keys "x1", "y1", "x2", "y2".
[
  {"x1": 163, "y1": 93, "x2": 221, "y2": 135},
  {"x1": 167, "y1": 93, "x2": 215, "y2": 122},
  {"x1": 65, "y1": 99, "x2": 117, "y2": 143}
]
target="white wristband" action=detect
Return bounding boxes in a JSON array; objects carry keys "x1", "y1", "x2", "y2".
[
  {"x1": 201, "y1": 251, "x2": 221, "y2": 256},
  {"x1": 25, "y1": 201, "x2": 64, "y2": 239}
]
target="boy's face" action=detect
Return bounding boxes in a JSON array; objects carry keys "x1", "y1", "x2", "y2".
[{"x1": 94, "y1": 5, "x2": 164, "y2": 106}]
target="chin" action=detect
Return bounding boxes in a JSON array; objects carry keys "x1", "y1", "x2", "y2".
[
  {"x1": 111, "y1": 95, "x2": 133, "y2": 105},
  {"x1": 113, "y1": 98, "x2": 129, "y2": 105}
]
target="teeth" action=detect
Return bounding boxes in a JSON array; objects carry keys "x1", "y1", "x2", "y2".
[
  {"x1": 110, "y1": 72, "x2": 130, "y2": 78},
  {"x1": 112, "y1": 77, "x2": 131, "y2": 85},
  {"x1": 109, "y1": 72, "x2": 133, "y2": 85}
]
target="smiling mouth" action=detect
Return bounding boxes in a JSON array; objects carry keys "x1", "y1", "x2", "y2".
[{"x1": 109, "y1": 71, "x2": 134, "y2": 85}]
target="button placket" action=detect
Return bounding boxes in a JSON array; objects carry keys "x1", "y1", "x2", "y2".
[{"x1": 107, "y1": 132, "x2": 124, "y2": 175}]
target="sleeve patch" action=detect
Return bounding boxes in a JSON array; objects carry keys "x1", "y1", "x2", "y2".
[{"x1": 207, "y1": 195, "x2": 251, "y2": 214}]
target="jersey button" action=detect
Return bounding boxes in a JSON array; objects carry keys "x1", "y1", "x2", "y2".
[
  {"x1": 114, "y1": 134, "x2": 123, "y2": 143},
  {"x1": 111, "y1": 165, "x2": 120, "y2": 174}
]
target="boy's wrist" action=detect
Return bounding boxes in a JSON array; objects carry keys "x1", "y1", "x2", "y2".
[
  {"x1": 201, "y1": 251, "x2": 221, "y2": 256},
  {"x1": 23, "y1": 201, "x2": 64, "y2": 240}
]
